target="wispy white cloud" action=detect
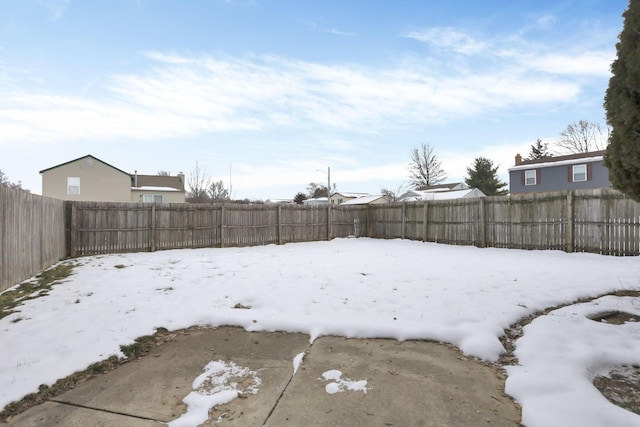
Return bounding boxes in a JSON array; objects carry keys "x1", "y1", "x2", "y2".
[
  {"x1": 1, "y1": 17, "x2": 612, "y2": 148},
  {"x1": 406, "y1": 24, "x2": 614, "y2": 78},
  {"x1": 519, "y1": 13, "x2": 559, "y2": 35},
  {"x1": 324, "y1": 28, "x2": 355, "y2": 36},
  {"x1": 405, "y1": 27, "x2": 487, "y2": 55},
  {"x1": 0, "y1": 48, "x2": 589, "y2": 147},
  {"x1": 535, "y1": 14, "x2": 557, "y2": 30},
  {"x1": 304, "y1": 21, "x2": 355, "y2": 37},
  {"x1": 38, "y1": 0, "x2": 71, "y2": 21},
  {"x1": 523, "y1": 50, "x2": 613, "y2": 77}
]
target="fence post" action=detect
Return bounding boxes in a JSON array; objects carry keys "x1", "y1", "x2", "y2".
[
  {"x1": 479, "y1": 198, "x2": 486, "y2": 248},
  {"x1": 402, "y1": 202, "x2": 406, "y2": 239},
  {"x1": 566, "y1": 191, "x2": 574, "y2": 253},
  {"x1": 366, "y1": 205, "x2": 371, "y2": 237},
  {"x1": 220, "y1": 205, "x2": 225, "y2": 248},
  {"x1": 189, "y1": 206, "x2": 195, "y2": 248},
  {"x1": 327, "y1": 204, "x2": 331, "y2": 241},
  {"x1": 603, "y1": 195, "x2": 611, "y2": 255},
  {"x1": 277, "y1": 204, "x2": 282, "y2": 245},
  {"x1": 150, "y1": 204, "x2": 156, "y2": 252},
  {"x1": 422, "y1": 201, "x2": 428, "y2": 241},
  {"x1": 70, "y1": 203, "x2": 77, "y2": 258}
]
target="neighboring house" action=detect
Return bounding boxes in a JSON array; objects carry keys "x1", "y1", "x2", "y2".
[
  {"x1": 265, "y1": 199, "x2": 294, "y2": 204},
  {"x1": 414, "y1": 182, "x2": 468, "y2": 192},
  {"x1": 303, "y1": 197, "x2": 328, "y2": 205},
  {"x1": 40, "y1": 155, "x2": 185, "y2": 203},
  {"x1": 397, "y1": 188, "x2": 486, "y2": 202},
  {"x1": 508, "y1": 151, "x2": 610, "y2": 194},
  {"x1": 340, "y1": 195, "x2": 391, "y2": 205},
  {"x1": 304, "y1": 191, "x2": 373, "y2": 206},
  {"x1": 329, "y1": 192, "x2": 370, "y2": 205},
  {"x1": 131, "y1": 173, "x2": 185, "y2": 203}
]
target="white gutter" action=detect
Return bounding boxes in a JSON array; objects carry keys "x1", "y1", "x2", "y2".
[{"x1": 508, "y1": 155, "x2": 604, "y2": 172}]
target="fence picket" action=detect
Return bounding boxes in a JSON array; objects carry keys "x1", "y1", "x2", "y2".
[{"x1": 4, "y1": 187, "x2": 640, "y2": 293}]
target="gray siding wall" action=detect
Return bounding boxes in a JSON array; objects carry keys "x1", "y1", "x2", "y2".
[{"x1": 509, "y1": 160, "x2": 610, "y2": 194}]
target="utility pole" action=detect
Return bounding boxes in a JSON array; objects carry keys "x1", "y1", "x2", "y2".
[
  {"x1": 229, "y1": 163, "x2": 232, "y2": 200},
  {"x1": 327, "y1": 166, "x2": 331, "y2": 202}
]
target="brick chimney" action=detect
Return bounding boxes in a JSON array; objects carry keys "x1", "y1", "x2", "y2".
[
  {"x1": 177, "y1": 172, "x2": 185, "y2": 191},
  {"x1": 515, "y1": 153, "x2": 522, "y2": 165}
]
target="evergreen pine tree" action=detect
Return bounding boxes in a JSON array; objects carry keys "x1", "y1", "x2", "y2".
[
  {"x1": 527, "y1": 139, "x2": 552, "y2": 160},
  {"x1": 464, "y1": 157, "x2": 508, "y2": 196},
  {"x1": 293, "y1": 192, "x2": 307, "y2": 204},
  {"x1": 604, "y1": 0, "x2": 640, "y2": 200}
]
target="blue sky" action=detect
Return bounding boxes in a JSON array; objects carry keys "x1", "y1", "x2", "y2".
[{"x1": 0, "y1": 0, "x2": 627, "y2": 199}]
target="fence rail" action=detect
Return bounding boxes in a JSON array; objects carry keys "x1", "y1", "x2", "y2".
[
  {"x1": 67, "y1": 202, "x2": 369, "y2": 257},
  {"x1": 368, "y1": 188, "x2": 640, "y2": 256},
  {"x1": 66, "y1": 188, "x2": 640, "y2": 258},
  {"x1": 3, "y1": 187, "x2": 640, "y2": 292},
  {"x1": 1, "y1": 187, "x2": 66, "y2": 292}
]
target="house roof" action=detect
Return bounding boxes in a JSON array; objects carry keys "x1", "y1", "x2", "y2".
[
  {"x1": 332, "y1": 191, "x2": 370, "y2": 198},
  {"x1": 133, "y1": 174, "x2": 185, "y2": 192},
  {"x1": 415, "y1": 182, "x2": 467, "y2": 192},
  {"x1": 399, "y1": 188, "x2": 485, "y2": 201},
  {"x1": 509, "y1": 150, "x2": 606, "y2": 172},
  {"x1": 132, "y1": 186, "x2": 181, "y2": 192},
  {"x1": 39, "y1": 154, "x2": 130, "y2": 176},
  {"x1": 341, "y1": 195, "x2": 388, "y2": 205},
  {"x1": 303, "y1": 197, "x2": 328, "y2": 205}
]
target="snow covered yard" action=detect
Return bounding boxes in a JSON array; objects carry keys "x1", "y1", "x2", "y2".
[{"x1": 1, "y1": 238, "x2": 639, "y2": 426}]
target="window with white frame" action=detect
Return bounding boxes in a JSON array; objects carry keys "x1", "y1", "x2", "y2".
[
  {"x1": 572, "y1": 164, "x2": 587, "y2": 182},
  {"x1": 142, "y1": 194, "x2": 163, "y2": 203},
  {"x1": 524, "y1": 170, "x2": 537, "y2": 186},
  {"x1": 67, "y1": 177, "x2": 80, "y2": 195}
]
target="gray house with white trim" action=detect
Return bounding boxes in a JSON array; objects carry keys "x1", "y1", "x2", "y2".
[{"x1": 508, "y1": 150, "x2": 610, "y2": 194}]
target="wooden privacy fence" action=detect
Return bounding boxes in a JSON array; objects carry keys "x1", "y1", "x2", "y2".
[
  {"x1": 66, "y1": 188, "x2": 640, "y2": 258},
  {"x1": 2, "y1": 187, "x2": 640, "y2": 291},
  {"x1": 1, "y1": 186, "x2": 66, "y2": 292},
  {"x1": 67, "y1": 202, "x2": 369, "y2": 257},
  {"x1": 368, "y1": 188, "x2": 640, "y2": 256}
]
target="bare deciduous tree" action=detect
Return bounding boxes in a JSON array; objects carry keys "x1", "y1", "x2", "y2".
[
  {"x1": 380, "y1": 182, "x2": 409, "y2": 203},
  {"x1": 0, "y1": 170, "x2": 24, "y2": 190},
  {"x1": 306, "y1": 182, "x2": 336, "y2": 198},
  {"x1": 208, "y1": 180, "x2": 230, "y2": 201},
  {"x1": 380, "y1": 188, "x2": 396, "y2": 203},
  {"x1": 409, "y1": 143, "x2": 447, "y2": 187},
  {"x1": 186, "y1": 161, "x2": 211, "y2": 203},
  {"x1": 555, "y1": 120, "x2": 607, "y2": 154},
  {"x1": 306, "y1": 182, "x2": 327, "y2": 198}
]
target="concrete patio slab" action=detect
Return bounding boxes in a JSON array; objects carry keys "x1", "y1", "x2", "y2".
[
  {"x1": 1, "y1": 328, "x2": 521, "y2": 427},
  {"x1": 263, "y1": 336, "x2": 521, "y2": 427},
  {"x1": 0, "y1": 401, "x2": 161, "y2": 427}
]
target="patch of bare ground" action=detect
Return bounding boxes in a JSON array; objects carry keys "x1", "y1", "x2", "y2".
[
  {"x1": 588, "y1": 310, "x2": 640, "y2": 324},
  {"x1": 499, "y1": 290, "x2": 640, "y2": 416},
  {"x1": 593, "y1": 365, "x2": 640, "y2": 415},
  {"x1": 589, "y1": 309, "x2": 640, "y2": 415}
]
